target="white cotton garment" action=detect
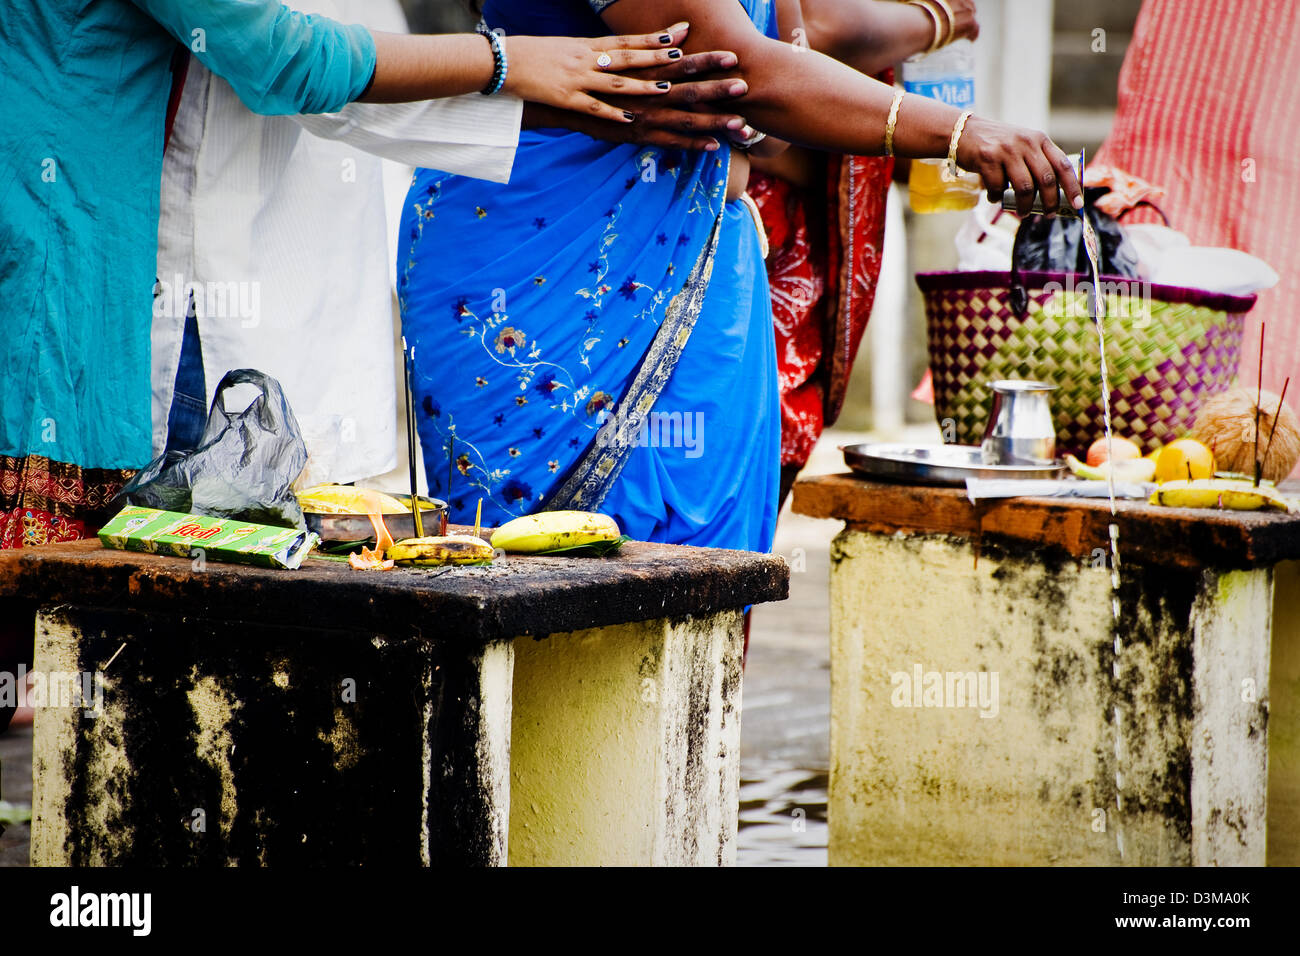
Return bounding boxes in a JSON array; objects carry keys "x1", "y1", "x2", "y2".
[{"x1": 153, "y1": 0, "x2": 523, "y2": 487}]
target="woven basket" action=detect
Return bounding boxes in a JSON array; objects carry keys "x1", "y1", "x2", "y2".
[{"x1": 918, "y1": 270, "x2": 1255, "y2": 457}]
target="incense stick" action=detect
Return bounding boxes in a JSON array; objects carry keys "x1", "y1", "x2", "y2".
[
  {"x1": 1254, "y1": 323, "x2": 1265, "y2": 486},
  {"x1": 403, "y1": 339, "x2": 424, "y2": 538},
  {"x1": 1260, "y1": 376, "x2": 1291, "y2": 481}
]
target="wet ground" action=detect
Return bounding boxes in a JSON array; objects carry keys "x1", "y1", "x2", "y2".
[
  {"x1": 734, "y1": 430, "x2": 864, "y2": 866},
  {"x1": 736, "y1": 502, "x2": 837, "y2": 865},
  {"x1": 0, "y1": 725, "x2": 32, "y2": 867},
  {"x1": 735, "y1": 424, "x2": 937, "y2": 866}
]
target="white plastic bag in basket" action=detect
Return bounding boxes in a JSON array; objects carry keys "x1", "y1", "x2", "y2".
[{"x1": 954, "y1": 198, "x2": 1018, "y2": 272}]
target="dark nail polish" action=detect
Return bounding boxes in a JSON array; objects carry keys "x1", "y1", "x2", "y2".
[
  {"x1": 656, "y1": 81, "x2": 671, "y2": 90},
  {"x1": 623, "y1": 111, "x2": 636, "y2": 122},
  {"x1": 667, "y1": 49, "x2": 683, "y2": 59},
  {"x1": 659, "y1": 33, "x2": 673, "y2": 44}
]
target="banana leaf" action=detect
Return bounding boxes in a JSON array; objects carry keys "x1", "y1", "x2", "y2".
[{"x1": 520, "y1": 535, "x2": 631, "y2": 557}]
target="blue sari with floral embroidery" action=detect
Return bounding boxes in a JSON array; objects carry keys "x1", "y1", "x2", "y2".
[{"x1": 398, "y1": 0, "x2": 780, "y2": 554}]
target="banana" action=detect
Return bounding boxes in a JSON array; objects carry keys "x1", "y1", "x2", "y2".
[
  {"x1": 1065, "y1": 454, "x2": 1157, "y2": 484},
  {"x1": 490, "y1": 510, "x2": 622, "y2": 553},
  {"x1": 297, "y1": 484, "x2": 409, "y2": 515},
  {"x1": 388, "y1": 535, "x2": 495, "y2": 566},
  {"x1": 1149, "y1": 479, "x2": 1295, "y2": 513}
]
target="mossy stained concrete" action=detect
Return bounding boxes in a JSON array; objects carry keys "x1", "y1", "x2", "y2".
[
  {"x1": 828, "y1": 530, "x2": 1279, "y2": 866},
  {"x1": 31, "y1": 607, "x2": 743, "y2": 867},
  {"x1": 32, "y1": 608, "x2": 511, "y2": 866},
  {"x1": 508, "y1": 612, "x2": 742, "y2": 866}
]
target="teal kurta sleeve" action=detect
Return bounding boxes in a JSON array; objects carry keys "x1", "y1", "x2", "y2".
[{"x1": 128, "y1": 0, "x2": 378, "y2": 115}]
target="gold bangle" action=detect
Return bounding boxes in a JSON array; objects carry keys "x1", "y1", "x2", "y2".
[
  {"x1": 907, "y1": 0, "x2": 944, "y2": 52},
  {"x1": 913, "y1": 0, "x2": 951, "y2": 51},
  {"x1": 884, "y1": 89, "x2": 905, "y2": 157},
  {"x1": 928, "y1": 0, "x2": 957, "y2": 47},
  {"x1": 947, "y1": 109, "x2": 972, "y2": 178}
]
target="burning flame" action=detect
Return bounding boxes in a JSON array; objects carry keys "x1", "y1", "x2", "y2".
[{"x1": 348, "y1": 513, "x2": 395, "y2": 571}]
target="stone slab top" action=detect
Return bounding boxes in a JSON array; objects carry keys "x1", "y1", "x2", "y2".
[
  {"x1": 0, "y1": 532, "x2": 788, "y2": 643},
  {"x1": 793, "y1": 473, "x2": 1300, "y2": 571}
]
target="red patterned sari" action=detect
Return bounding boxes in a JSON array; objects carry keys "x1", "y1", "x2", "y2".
[{"x1": 750, "y1": 149, "x2": 894, "y2": 499}]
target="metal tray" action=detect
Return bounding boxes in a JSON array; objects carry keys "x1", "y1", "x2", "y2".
[
  {"x1": 841, "y1": 443, "x2": 1068, "y2": 487},
  {"x1": 304, "y1": 495, "x2": 448, "y2": 544}
]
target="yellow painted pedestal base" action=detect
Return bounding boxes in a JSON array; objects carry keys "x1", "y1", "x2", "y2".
[{"x1": 827, "y1": 530, "x2": 1295, "y2": 866}]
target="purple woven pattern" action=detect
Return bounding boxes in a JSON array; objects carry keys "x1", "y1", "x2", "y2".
[
  {"x1": 918, "y1": 270, "x2": 1257, "y2": 315},
  {"x1": 1081, "y1": 324, "x2": 1245, "y2": 455},
  {"x1": 922, "y1": 277, "x2": 1249, "y2": 457}
]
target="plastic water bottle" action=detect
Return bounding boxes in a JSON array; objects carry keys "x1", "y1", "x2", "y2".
[{"x1": 903, "y1": 39, "x2": 982, "y2": 213}]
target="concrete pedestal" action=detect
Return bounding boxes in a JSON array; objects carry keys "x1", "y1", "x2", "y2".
[
  {"x1": 509, "y1": 613, "x2": 742, "y2": 866},
  {"x1": 1, "y1": 537, "x2": 785, "y2": 867},
  {"x1": 795, "y1": 474, "x2": 1300, "y2": 866}
]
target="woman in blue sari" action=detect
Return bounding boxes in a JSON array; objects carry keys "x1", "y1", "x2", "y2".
[
  {"x1": 400, "y1": 0, "x2": 784, "y2": 554},
  {"x1": 399, "y1": 0, "x2": 1084, "y2": 556}
]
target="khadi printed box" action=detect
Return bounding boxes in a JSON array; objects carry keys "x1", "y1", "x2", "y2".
[{"x1": 98, "y1": 506, "x2": 318, "y2": 570}]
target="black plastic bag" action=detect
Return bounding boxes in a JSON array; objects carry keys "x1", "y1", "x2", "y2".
[
  {"x1": 1007, "y1": 187, "x2": 1144, "y2": 317},
  {"x1": 1011, "y1": 187, "x2": 1141, "y2": 277},
  {"x1": 116, "y1": 369, "x2": 308, "y2": 530}
]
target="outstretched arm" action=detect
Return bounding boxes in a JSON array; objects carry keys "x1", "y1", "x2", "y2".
[
  {"x1": 130, "y1": 0, "x2": 377, "y2": 114},
  {"x1": 364, "y1": 27, "x2": 693, "y2": 124},
  {"x1": 130, "y1": 1, "x2": 731, "y2": 129},
  {"x1": 599, "y1": 1, "x2": 1080, "y2": 213},
  {"x1": 800, "y1": 0, "x2": 978, "y2": 77}
]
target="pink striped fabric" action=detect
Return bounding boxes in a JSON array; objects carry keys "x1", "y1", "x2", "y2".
[{"x1": 1096, "y1": 0, "x2": 1300, "y2": 427}]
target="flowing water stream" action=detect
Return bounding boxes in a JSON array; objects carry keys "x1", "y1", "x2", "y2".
[{"x1": 1080, "y1": 216, "x2": 1128, "y2": 858}]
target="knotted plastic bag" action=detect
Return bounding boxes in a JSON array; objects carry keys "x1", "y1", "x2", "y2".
[
  {"x1": 1008, "y1": 187, "x2": 1144, "y2": 317},
  {"x1": 115, "y1": 369, "x2": 308, "y2": 530},
  {"x1": 1011, "y1": 187, "x2": 1142, "y2": 277}
]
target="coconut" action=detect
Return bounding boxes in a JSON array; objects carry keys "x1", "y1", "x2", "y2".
[{"x1": 1190, "y1": 388, "x2": 1300, "y2": 482}]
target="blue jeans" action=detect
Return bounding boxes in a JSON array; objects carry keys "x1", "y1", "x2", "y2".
[{"x1": 165, "y1": 303, "x2": 207, "y2": 453}]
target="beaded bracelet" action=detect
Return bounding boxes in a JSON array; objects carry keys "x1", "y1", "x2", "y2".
[{"x1": 478, "y1": 25, "x2": 508, "y2": 96}]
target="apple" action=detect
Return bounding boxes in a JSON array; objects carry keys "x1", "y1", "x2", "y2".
[{"x1": 1086, "y1": 436, "x2": 1141, "y2": 468}]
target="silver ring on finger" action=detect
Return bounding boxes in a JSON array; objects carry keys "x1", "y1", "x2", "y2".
[{"x1": 597, "y1": 52, "x2": 613, "y2": 69}]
